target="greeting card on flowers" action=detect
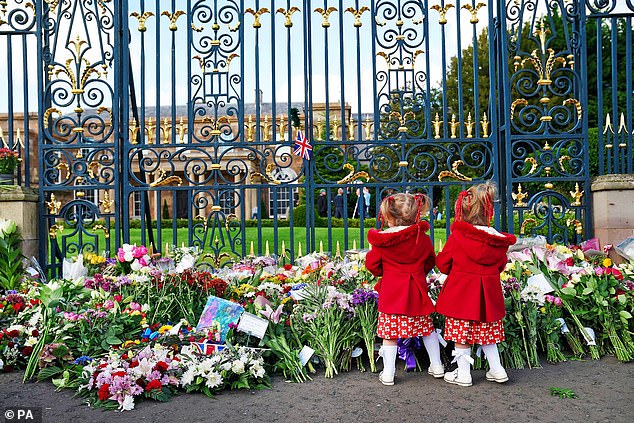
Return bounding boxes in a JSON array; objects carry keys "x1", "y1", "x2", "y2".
[{"x1": 196, "y1": 295, "x2": 245, "y2": 342}]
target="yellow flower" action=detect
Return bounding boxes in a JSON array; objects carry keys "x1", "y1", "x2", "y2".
[
  {"x1": 576, "y1": 249, "x2": 585, "y2": 260},
  {"x1": 158, "y1": 325, "x2": 173, "y2": 334},
  {"x1": 540, "y1": 307, "x2": 546, "y2": 314},
  {"x1": 500, "y1": 272, "x2": 510, "y2": 282},
  {"x1": 603, "y1": 258, "x2": 612, "y2": 267},
  {"x1": 281, "y1": 296, "x2": 291, "y2": 304},
  {"x1": 122, "y1": 340, "x2": 140, "y2": 348}
]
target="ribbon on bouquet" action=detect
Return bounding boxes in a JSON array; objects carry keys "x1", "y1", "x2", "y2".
[{"x1": 397, "y1": 337, "x2": 423, "y2": 372}]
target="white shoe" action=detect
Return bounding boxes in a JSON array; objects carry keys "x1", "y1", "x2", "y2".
[
  {"x1": 379, "y1": 371, "x2": 395, "y2": 386},
  {"x1": 443, "y1": 369, "x2": 472, "y2": 387},
  {"x1": 427, "y1": 364, "x2": 445, "y2": 378},
  {"x1": 485, "y1": 368, "x2": 509, "y2": 383}
]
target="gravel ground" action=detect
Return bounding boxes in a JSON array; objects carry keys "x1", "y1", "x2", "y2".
[{"x1": 1, "y1": 357, "x2": 633, "y2": 423}]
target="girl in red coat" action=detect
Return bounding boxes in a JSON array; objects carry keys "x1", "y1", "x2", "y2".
[
  {"x1": 435, "y1": 183, "x2": 516, "y2": 387},
  {"x1": 365, "y1": 193, "x2": 443, "y2": 386}
]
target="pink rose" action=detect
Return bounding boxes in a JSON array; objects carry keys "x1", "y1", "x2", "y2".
[
  {"x1": 595, "y1": 267, "x2": 605, "y2": 276},
  {"x1": 134, "y1": 246, "x2": 148, "y2": 259},
  {"x1": 554, "y1": 297, "x2": 563, "y2": 307},
  {"x1": 103, "y1": 300, "x2": 114, "y2": 310},
  {"x1": 117, "y1": 249, "x2": 126, "y2": 262},
  {"x1": 129, "y1": 302, "x2": 141, "y2": 311}
]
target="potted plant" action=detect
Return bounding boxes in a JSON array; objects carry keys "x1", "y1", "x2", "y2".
[{"x1": 0, "y1": 148, "x2": 19, "y2": 185}]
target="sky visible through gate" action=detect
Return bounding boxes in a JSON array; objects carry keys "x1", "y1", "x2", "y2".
[
  {"x1": 1, "y1": 0, "x2": 495, "y2": 116},
  {"x1": 1, "y1": 2, "x2": 632, "y2": 118}
]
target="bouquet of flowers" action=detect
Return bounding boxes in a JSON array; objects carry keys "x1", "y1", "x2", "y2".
[
  {"x1": 0, "y1": 148, "x2": 19, "y2": 175},
  {"x1": 117, "y1": 244, "x2": 151, "y2": 273},
  {"x1": 351, "y1": 287, "x2": 379, "y2": 372},
  {"x1": 80, "y1": 345, "x2": 181, "y2": 410},
  {"x1": 291, "y1": 285, "x2": 359, "y2": 378}
]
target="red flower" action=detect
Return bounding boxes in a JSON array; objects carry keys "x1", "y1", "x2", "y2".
[
  {"x1": 283, "y1": 264, "x2": 293, "y2": 271},
  {"x1": 113, "y1": 294, "x2": 122, "y2": 302},
  {"x1": 6, "y1": 330, "x2": 19, "y2": 338},
  {"x1": 97, "y1": 363, "x2": 108, "y2": 369},
  {"x1": 12, "y1": 303, "x2": 23, "y2": 312},
  {"x1": 154, "y1": 361, "x2": 168, "y2": 372},
  {"x1": 98, "y1": 384, "x2": 111, "y2": 401},
  {"x1": 29, "y1": 299, "x2": 41, "y2": 306},
  {"x1": 121, "y1": 354, "x2": 128, "y2": 360},
  {"x1": 21, "y1": 346, "x2": 33, "y2": 356},
  {"x1": 565, "y1": 257, "x2": 575, "y2": 267},
  {"x1": 0, "y1": 303, "x2": 4, "y2": 309},
  {"x1": 129, "y1": 359, "x2": 139, "y2": 368},
  {"x1": 605, "y1": 267, "x2": 624, "y2": 281},
  {"x1": 31, "y1": 329, "x2": 39, "y2": 337},
  {"x1": 145, "y1": 379, "x2": 162, "y2": 392},
  {"x1": 112, "y1": 371, "x2": 127, "y2": 378}
]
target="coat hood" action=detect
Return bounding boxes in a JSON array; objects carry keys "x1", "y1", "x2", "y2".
[
  {"x1": 367, "y1": 221, "x2": 430, "y2": 247},
  {"x1": 450, "y1": 220, "x2": 516, "y2": 266}
]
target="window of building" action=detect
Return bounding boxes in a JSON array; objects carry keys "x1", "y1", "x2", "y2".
[
  {"x1": 133, "y1": 191, "x2": 142, "y2": 218},
  {"x1": 267, "y1": 167, "x2": 297, "y2": 219}
]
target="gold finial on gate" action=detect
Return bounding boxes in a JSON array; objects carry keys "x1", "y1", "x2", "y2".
[
  {"x1": 161, "y1": 10, "x2": 185, "y2": 31},
  {"x1": 512, "y1": 184, "x2": 528, "y2": 207},
  {"x1": 465, "y1": 112, "x2": 474, "y2": 138},
  {"x1": 246, "y1": 115, "x2": 256, "y2": 142},
  {"x1": 461, "y1": 3, "x2": 486, "y2": 24},
  {"x1": 569, "y1": 183, "x2": 584, "y2": 206},
  {"x1": 449, "y1": 114, "x2": 459, "y2": 138},
  {"x1": 345, "y1": 6, "x2": 370, "y2": 28},
  {"x1": 245, "y1": 8, "x2": 270, "y2": 29},
  {"x1": 430, "y1": 4, "x2": 455, "y2": 25},
  {"x1": 432, "y1": 113, "x2": 443, "y2": 139},
  {"x1": 314, "y1": 7, "x2": 337, "y2": 28},
  {"x1": 99, "y1": 191, "x2": 114, "y2": 214},
  {"x1": 480, "y1": 112, "x2": 489, "y2": 137},
  {"x1": 130, "y1": 11, "x2": 154, "y2": 32},
  {"x1": 276, "y1": 7, "x2": 300, "y2": 28}
]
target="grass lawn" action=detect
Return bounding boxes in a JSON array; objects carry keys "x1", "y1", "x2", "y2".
[{"x1": 57, "y1": 226, "x2": 449, "y2": 257}]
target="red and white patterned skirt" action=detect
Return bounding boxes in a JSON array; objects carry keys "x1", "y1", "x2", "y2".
[
  {"x1": 376, "y1": 312, "x2": 435, "y2": 339},
  {"x1": 444, "y1": 317, "x2": 505, "y2": 345}
]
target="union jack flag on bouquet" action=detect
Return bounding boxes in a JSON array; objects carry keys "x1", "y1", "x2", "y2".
[{"x1": 293, "y1": 130, "x2": 312, "y2": 160}]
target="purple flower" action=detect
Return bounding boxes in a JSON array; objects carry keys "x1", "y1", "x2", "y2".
[{"x1": 351, "y1": 288, "x2": 378, "y2": 307}]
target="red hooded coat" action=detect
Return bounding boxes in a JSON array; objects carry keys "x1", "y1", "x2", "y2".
[
  {"x1": 365, "y1": 221, "x2": 436, "y2": 316},
  {"x1": 435, "y1": 220, "x2": 516, "y2": 322}
]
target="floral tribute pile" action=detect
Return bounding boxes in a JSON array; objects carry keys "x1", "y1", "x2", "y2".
[{"x1": 1, "y1": 228, "x2": 633, "y2": 411}]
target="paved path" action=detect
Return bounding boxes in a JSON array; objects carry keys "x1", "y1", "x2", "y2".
[{"x1": 1, "y1": 357, "x2": 633, "y2": 422}]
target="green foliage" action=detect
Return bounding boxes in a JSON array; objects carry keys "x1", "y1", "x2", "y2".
[
  {"x1": 0, "y1": 221, "x2": 24, "y2": 290},
  {"x1": 549, "y1": 387, "x2": 578, "y2": 399}
]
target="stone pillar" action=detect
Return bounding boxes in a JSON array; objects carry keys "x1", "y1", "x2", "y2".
[
  {"x1": 591, "y1": 174, "x2": 634, "y2": 262},
  {"x1": 0, "y1": 186, "x2": 39, "y2": 260}
]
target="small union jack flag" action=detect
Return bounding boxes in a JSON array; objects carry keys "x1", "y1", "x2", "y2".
[{"x1": 293, "y1": 130, "x2": 312, "y2": 160}]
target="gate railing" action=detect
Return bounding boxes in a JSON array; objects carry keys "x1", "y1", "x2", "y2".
[{"x1": 3, "y1": 1, "x2": 630, "y2": 272}]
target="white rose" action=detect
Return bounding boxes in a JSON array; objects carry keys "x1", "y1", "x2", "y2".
[
  {"x1": 123, "y1": 252, "x2": 134, "y2": 262},
  {"x1": 130, "y1": 260, "x2": 142, "y2": 272}
]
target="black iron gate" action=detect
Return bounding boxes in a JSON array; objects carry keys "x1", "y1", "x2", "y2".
[{"x1": 1, "y1": 1, "x2": 630, "y2": 272}]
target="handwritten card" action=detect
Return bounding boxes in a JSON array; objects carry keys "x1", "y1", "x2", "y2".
[{"x1": 237, "y1": 312, "x2": 269, "y2": 339}]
